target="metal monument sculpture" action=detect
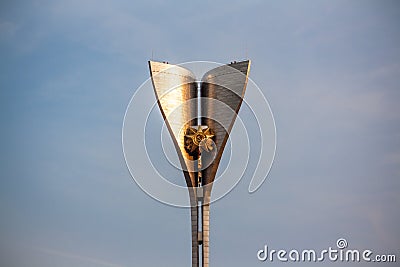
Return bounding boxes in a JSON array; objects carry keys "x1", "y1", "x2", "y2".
[{"x1": 149, "y1": 60, "x2": 251, "y2": 267}]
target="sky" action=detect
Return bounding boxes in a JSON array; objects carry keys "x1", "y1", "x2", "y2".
[{"x1": 1, "y1": 0, "x2": 399, "y2": 266}]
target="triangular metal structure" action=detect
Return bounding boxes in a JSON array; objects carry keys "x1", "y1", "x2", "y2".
[{"x1": 149, "y1": 60, "x2": 250, "y2": 267}]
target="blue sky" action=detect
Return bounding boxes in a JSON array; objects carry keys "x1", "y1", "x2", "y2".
[{"x1": 1, "y1": 1, "x2": 399, "y2": 266}]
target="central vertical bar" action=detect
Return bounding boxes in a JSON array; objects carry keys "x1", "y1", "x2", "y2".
[
  {"x1": 198, "y1": 199, "x2": 203, "y2": 267},
  {"x1": 197, "y1": 80, "x2": 204, "y2": 267},
  {"x1": 197, "y1": 81, "x2": 201, "y2": 125}
]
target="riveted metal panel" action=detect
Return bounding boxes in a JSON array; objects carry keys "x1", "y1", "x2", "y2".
[{"x1": 200, "y1": 60, "x2": 251, "y2": 186}]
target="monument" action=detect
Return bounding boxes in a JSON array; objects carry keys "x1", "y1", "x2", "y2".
[{"x1": 149, "y1": 60, "x2": 251, "y2": 267}]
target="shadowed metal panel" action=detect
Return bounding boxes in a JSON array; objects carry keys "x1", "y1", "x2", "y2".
[
  {"x1": 149, "y1": 61, "x2": 198, "y2": 187},
  {"x1": 200, "y1": 60, "x2": 251, "y2": 186}
]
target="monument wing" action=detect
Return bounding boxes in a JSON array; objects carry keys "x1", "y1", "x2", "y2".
[
  {"x1": 200, "y1": 60, "x2": 251, "y2": 185},
  {"x1": 149, "y1": 61, "x2": 198, "y2": 187}
]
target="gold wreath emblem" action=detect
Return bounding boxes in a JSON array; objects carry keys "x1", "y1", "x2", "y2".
[{"x1": 184, "y1": 126, "x2": 215, "y2": 154}]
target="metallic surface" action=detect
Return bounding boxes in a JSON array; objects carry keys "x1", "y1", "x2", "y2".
[
  {"x1": 201, "y1": 60, "x2": 251, "y2": 186},
  {"x1": 149, "y1": 60, "x2": 250, "y2": 267},
  {"x1": 149, "y1": 61, "x2": 198, "y2": 187}
]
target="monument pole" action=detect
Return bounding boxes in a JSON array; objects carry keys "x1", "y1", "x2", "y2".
[{"x1": 149, "y1": 60, "x2": 250, "y2": 267}]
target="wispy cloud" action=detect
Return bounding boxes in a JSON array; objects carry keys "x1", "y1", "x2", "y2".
[{"x1": 35, "y1": 246, "x2": 124, "y2": 267}]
